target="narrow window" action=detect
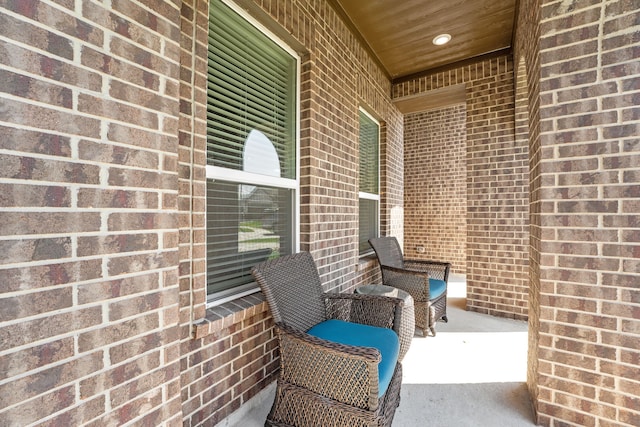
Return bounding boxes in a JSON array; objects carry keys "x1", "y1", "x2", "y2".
[
  {"x1": 358, "y1": 109, "x2": 380, "y2": 254},
  {"x1": 206, "y1": 0, "x2": 299, "y2": 304}
]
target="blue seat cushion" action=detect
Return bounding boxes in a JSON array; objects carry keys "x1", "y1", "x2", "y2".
[
  {"x1": 307, "y1": 319, "x2": 399, "y2": 397},
  {"x1": 429, "y1": 278, "x2": 447, "y2": 299}
]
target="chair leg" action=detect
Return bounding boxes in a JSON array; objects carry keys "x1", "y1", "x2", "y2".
[
  {"x1": 428, "y1": 306, "x2": 436, "y2": 336},
  {"x1": 442, "y1": 315, "x2": 448, "y2": 323}
]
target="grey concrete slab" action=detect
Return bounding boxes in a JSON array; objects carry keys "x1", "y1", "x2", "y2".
[
  {"x1": 396, "y1": 382, "x2": 535, "y2": 426},
  {"x1": 221, "y1": 277, "x2": 536, "y2": 427}
]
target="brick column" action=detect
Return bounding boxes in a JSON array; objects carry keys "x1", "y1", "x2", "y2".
[{"x1": 535, "y1": 1, "x2": 640, "y2": 425}]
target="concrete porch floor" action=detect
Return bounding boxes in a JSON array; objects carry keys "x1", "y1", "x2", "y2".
[{"x1": 218, "y1": 276, "x2": 536, "y2": 427}]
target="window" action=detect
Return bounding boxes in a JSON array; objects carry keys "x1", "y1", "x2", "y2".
[
  {"x1": 206, "y1": 0, "x2": 299, "y2": 304},
  {"x1": 358, "y1": 109, "x2": 380, "y2": 254}
]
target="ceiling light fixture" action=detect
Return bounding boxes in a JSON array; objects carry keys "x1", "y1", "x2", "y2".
[{"x1": 432, "y1": 34, "x2": 452, "y2": 46}]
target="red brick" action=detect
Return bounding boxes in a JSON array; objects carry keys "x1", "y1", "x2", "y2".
[
  {"x1": 108, "y1": 290, "x2": 171, "y2": 321},
  {"x1": 0, "y1": 211, "x2": 101, "y2": 236},
  {"x1": 1, "y1": 98, "x2": 101, "y2": 138},
  {"x1": 80, "y1": 45, "x2": 160, "y2": 91},
  {"x1": 0, "y1": 10, "x2": 73, "y2": 60},
  {"x1": 0, "y1": 307, "x2": 102, "y2": 351},
  {"x1": 1, "y1": 153, "x2": 101, "y2": 184},
  {"x1": 80, "y1": 351, "x2": 161, "y2": 399},
  {"x1": 77, "y1": 273, "x2": 161, "y2": 304},
  {"x1": 107, "y1": 212, "x2": 176, "y2": 231},
  {"x1": 78, "y1": 93, "x2": 159, "y2": 128},
  {"x1": 0, "y1": 237, "x2": 72, "y2": 265},
  {"x1": 0, "y1": 286, "x2": 72, "y2": 322},
  {"x1": 0, "y1": 351, "x2": 102, "y2": 408},
  {"x1": 39, "y1": 395, "x2": 106, "y2": 427},
  {"x1": 4, "y1": 0, "x2": 104, "y2": 46},
  {"x1": 108, "y1": 167, "x2": 177, "y2": 190},
  {"x1": 0, "y1": 125, "x2": 71, "y2": 156},
  {"x1": 78, "y1": 312, "x2": 160, "y2": 353},
  {"x1": 555, "y1": 391, "x2": 617, "y2": 420},
  {"x1": 78, "y1": 139, "x2": 160, "y2": 168},
  {"x1": 0, "y1": 68, "x2": 72, "y2": 108},
  {"x1": 0, "y1": 338, "x2": 74, "y2": 378},
  {"x1": 109, "y1": 327, "x2": 179, "y2": 365},
  {"x1": 0, "y1": 183, "x2": 71, "y2": 208},
  {"x1": 619, "y1": 408, "x2": 640, "y2": 427},
  {"x1": 0, "y1": 385, "x2": 75, "y2": 426},
  {"x1": 537, "y1": 401, "x2": 596, "y2": 427},
  {"x1": 539, "y1": 374, "x2": 596, "y2": 400}
]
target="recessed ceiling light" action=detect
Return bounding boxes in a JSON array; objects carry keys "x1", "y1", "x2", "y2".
[{"x1": 432, "y1": 34, "x2": 452, "y2": 46}]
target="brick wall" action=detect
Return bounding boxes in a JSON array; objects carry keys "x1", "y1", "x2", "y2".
[
  {"x1": 404, "y1": 104, "x2": 467, "y2": 273},
  {"x1": 0, "y1": 1, "x2": 183, "y2": 426},
  {"x1": 302, "y1": 39, "x2": 404, "y2": 292},
  {"x1": 0, "y1": 0, "x2": 402, "y2": 425},
  {"x1": 512, "y1": 0, "x2": 542, "y2": 416},
  {"x1": 394, "y1": 56, "x2": 530, "y2": 320},
  {"x1": 533, "y1": 1, "x2": 640, "y2": 425},
  {"x1": 177, "y1": 0, "x2": 403, "y2": 425}
]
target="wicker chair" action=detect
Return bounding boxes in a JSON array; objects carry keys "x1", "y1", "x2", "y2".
[
  {"x1": 251, "y1": 252, "x2": 404, "y2": 427},
  {"x1": 369, "y1": 236, "x2": 451, "y2": 336}
]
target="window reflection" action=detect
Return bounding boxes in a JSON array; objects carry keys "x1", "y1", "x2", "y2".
[{"x1": 243, "y1": 129, "x2": 281, "y2": 177}]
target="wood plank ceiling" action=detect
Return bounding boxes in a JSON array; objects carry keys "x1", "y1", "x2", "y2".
[{"x1": 333, "y1": 0, "x2": 517, "y2": 82}]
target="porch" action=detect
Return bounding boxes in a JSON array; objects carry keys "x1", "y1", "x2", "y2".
[
  {"x1": 1, "y1": 0, "x2": 638, "y2": 426},
  {"x1": 221, "y1": 275, "x2": 534, "y2": 427}
]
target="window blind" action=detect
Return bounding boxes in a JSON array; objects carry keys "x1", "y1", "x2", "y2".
[
  {"x1": 359, "y1": 110, "x2": 380, "y2": 254},
  {"x1": 206, "y1": 180, "x2": 293, "y2": 296},
  {"x1": 206, "y1": 0, "x2": 298, "y2": 299},
  {"x1": 359, "y1": 111, "x2": 379, "y2": 194},
  {"x1": 207, "y1": 0, "x2": 296, "y2": 179}
]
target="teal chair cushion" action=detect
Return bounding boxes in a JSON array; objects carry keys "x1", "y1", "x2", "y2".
[
  {"x1": 429, "y1": 278, "x2": 447, "y2": 299},
  {"x1": 307, "y1": 319, "x2": 399, "y2": 397}
]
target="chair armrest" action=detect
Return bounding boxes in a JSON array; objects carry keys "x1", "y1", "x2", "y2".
[
  {"x1": 379, "y1": 265, "x2": 431, "y2": 301},
  {"x1": 322, "y1": 292, "x2": 403, "y2": 335},
  {"x1": 403, "y1": 259, "x2": 451, "y2": 282},
  {"x1": 275, "y1": 322, "x2": 382, "y2": 410}
]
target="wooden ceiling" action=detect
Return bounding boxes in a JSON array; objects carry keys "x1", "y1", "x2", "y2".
[{"x1": 334, "y1": 0, "x2": 517, "y2": 81}]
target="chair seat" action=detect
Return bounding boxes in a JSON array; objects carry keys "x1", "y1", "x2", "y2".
[
  {"x1": 430, "y1": 278, "x2": 447, "y2": 300},
  {"x1": 307, "y1": 319, "x2": 400, "y2": 397}
]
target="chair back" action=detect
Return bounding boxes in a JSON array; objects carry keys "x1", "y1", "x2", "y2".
[
  {"x1": 369, "y1": 237, "x2": 405, "y2": 269},
  {"x1": 252, "y1": 252, "x2": 327, "y2": 332}
]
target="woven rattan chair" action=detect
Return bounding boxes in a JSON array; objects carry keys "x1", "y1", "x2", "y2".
[
  {"x1": 369, "y1": 236, "x2": 451, "y2": 336},
  {"x1": 252, "y1": 252, "x2": 404, "y2": 427}
]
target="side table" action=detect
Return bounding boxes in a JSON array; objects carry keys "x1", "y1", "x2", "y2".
[{"x1": 355, "y1": 284, "x2": 414, "y2": 362}]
